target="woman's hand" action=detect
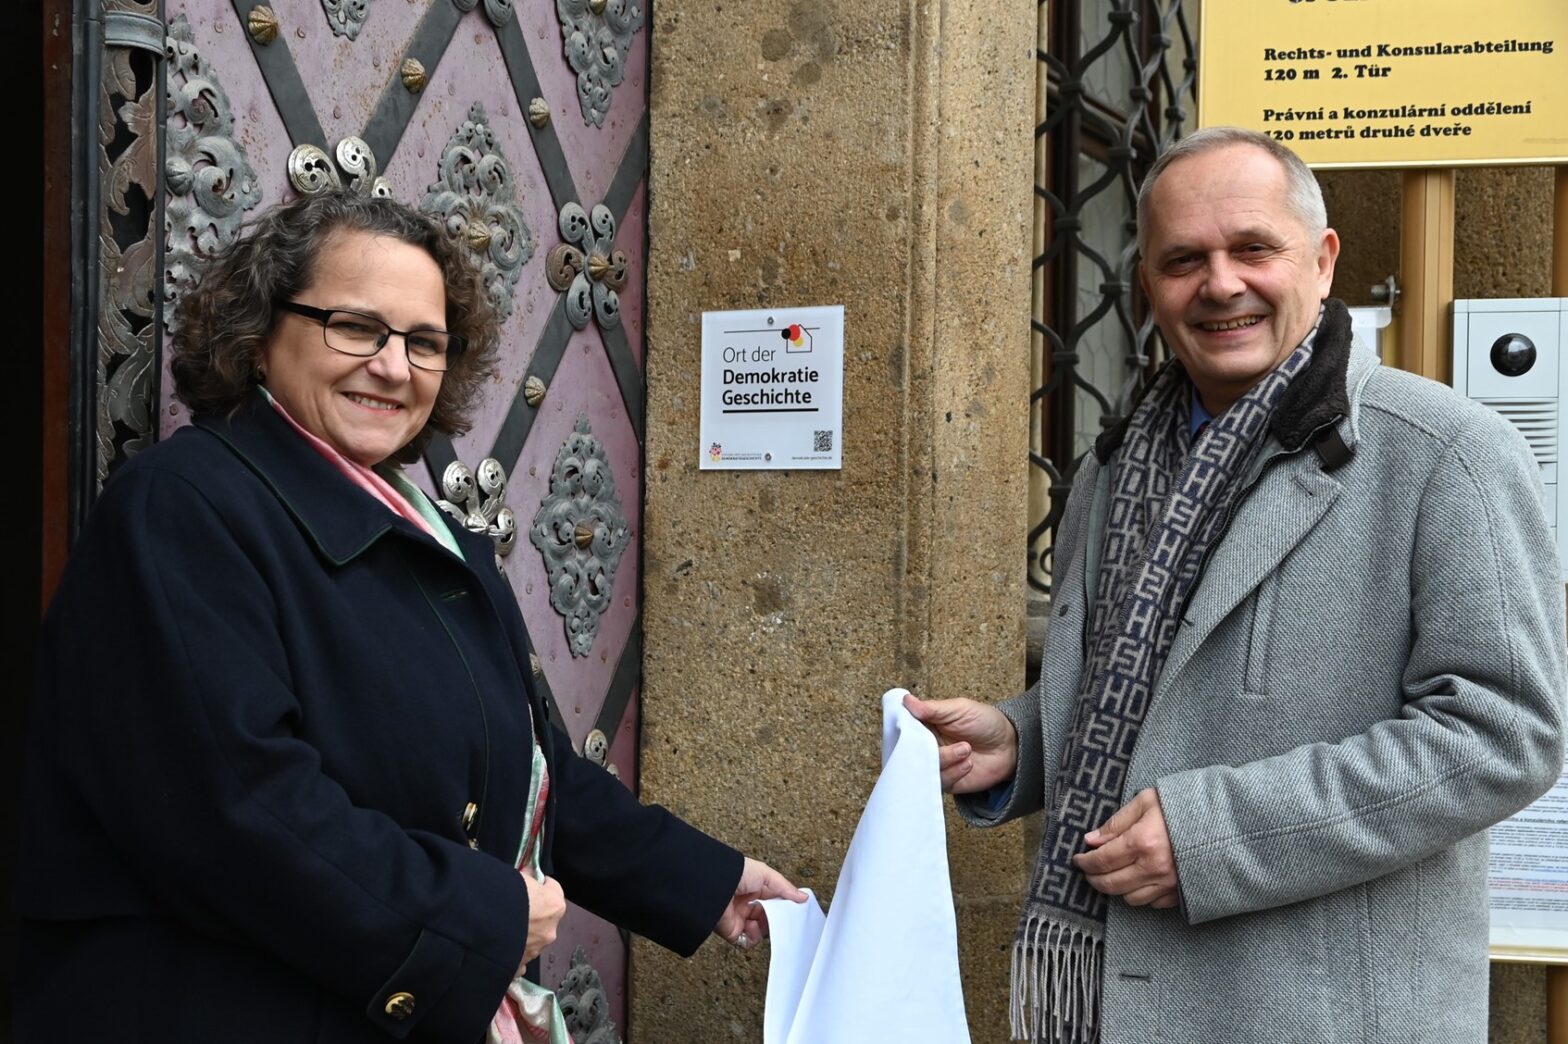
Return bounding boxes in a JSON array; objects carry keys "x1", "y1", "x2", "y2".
[
  {"x1": 517, "y1": 871, "x2": 567, "y2": 973},
  {"x1": 902, "y1": 692, "x2": 1019, "y2": 794},
  {"x1": 714, "y1": 857, "x2": 807, "y2": 950}
]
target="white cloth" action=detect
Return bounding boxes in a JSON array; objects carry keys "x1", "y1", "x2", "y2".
[{"x1": 760, "y1": 688, "x2": 971, "y2": 1044}]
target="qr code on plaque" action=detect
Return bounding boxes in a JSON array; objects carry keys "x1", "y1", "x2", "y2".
[{"x1": 813, "y1": 430, "x2": 833, "y2": 453}]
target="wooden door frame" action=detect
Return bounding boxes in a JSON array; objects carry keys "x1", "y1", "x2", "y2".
[
  {"x1": 11, "y1": 0, "x2": 69, "y2": 1031},
  {"x1": 41, "y1": 0, "x2": 73, "y2": 609}
]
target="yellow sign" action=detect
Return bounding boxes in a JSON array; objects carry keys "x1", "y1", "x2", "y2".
[{"x1": 1198, "y1": 0, "x2": 1568, "y2": 168}]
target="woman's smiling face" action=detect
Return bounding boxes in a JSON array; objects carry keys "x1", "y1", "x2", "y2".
[{"x1": 261, "y1": 230, "x2": 447, "y2": 465}]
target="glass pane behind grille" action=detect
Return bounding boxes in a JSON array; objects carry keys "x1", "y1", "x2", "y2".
[{"x1": 1028, "y1": 0, "x2": 1198, "y2": 593}]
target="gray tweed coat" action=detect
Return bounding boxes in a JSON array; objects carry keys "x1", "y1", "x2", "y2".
[{"x1": 964, "y1": 302, "x2": 1566, "y2": 1043}]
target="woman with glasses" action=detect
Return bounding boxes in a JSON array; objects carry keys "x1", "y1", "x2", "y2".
[{"x1": 16, "y1": 192, "x2": 801, "y2": 1043}]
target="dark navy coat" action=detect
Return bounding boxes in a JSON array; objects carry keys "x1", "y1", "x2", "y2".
[{"x1": 16, "y1": 395, "x2": 741, "y2": 1043}]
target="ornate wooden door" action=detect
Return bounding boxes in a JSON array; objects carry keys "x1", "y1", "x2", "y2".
[{"x1": 71, "y1": 0, "x2": 649, "y2": 1034}]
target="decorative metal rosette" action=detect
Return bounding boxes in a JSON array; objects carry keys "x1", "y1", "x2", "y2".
[
  {"x1": 545, "y1": 202, "x2": 628, "y2": 330},
  {"x1": 529, "y1": 416, "x2": 630, "y2": 657},
  {"x1": 436, "y1": 458, "x2": 519, "y2": 571},
  {"x1": 420, "y1": 102, "x2": 533, "y2": 321},
  {"x1": 555, "y1": 0, "x2": 644, "y2": 126},
  {"x1": 554, "y1": 947, "x2": 621, "y2": 1044},
  {"x1": 321, "y1": 0, "x2": 370, "y2": 40},
  {"x1": 483, "y1": 0, "x2": 515, "y2": 26},
  {"x1": 163, "y1": 15, "x2": 262, "y2": 334},
  {"x1": 287, "y1": 137, "x2": 393, "y2": 199},
  {"x1": 449, "y1": 0, "x2": 512, "y2": 23}
]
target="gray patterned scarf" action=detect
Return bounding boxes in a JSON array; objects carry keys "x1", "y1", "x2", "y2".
[{"x1": 1012, "y1": 315, "x2": 1322, "y2": 1043}]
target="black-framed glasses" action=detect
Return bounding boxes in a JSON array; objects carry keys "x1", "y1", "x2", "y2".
[{"x1": 276, "y1": 301, "x2": 465, "y2": 373}]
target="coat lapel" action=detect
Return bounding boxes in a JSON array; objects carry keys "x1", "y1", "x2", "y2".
[
  {"x1": 194, "y1": 392, "x2": 464, "y2": 566},
  {"x1": 1157, "y1": 457, "x2": 1342, "y2": 691}
]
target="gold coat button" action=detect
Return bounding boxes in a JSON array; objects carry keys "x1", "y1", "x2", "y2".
[
  {"x1": 462, "y1": 801, "x2": 480, "y2": 849},
  {"x1": 385, "y1": 991, "x2": 416, "y2": 1019}
]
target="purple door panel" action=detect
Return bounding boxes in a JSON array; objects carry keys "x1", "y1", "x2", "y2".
[{"x1": 152, "y1": 0, "x2": 648, "y2": 1035}]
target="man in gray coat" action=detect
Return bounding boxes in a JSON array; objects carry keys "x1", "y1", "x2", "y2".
[{"x1": 908, "y1": 127, "x2": 1566, "y2": 1043}]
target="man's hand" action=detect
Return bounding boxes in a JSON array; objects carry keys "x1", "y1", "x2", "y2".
[
  {"x1": 902, "y1": 693, "x2": 1019, "y2": 794},
  {"x1": 714, "y1": 857, "x2": 807, "y2": 950},
  {"x1": 1072, "y1": 788, "x2": 1180, "y2": 909}
]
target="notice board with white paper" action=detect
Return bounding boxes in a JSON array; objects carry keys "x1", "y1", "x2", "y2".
[
  {"x1": 700, "y1": 305, "x2": 844, "y2": 470},
  {"x1": 1490, "y1": 751, "x2": 1568, "y2": 963}
]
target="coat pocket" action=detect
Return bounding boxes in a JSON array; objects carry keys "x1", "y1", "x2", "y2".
[
  {"x1": 1145, "y1": 896, "x2": 1352, "y2": 1043},
  {"x1": 1242, "y1": 567, "x2": 1281, "y2": 697}
]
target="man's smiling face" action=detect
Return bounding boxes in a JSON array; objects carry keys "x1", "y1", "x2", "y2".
[{"x1": 1138, "y1": 143, "x2": 1340, "y2": 415}]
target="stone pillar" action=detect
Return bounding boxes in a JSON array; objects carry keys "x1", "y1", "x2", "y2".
[{"x1": 634, "y1": 0, "x2": 1033, "y2": 1037}]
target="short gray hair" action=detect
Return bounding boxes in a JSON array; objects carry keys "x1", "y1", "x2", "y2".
[{"x1": 1135, "y1": 126, "x2": 1327, "y2": 255}]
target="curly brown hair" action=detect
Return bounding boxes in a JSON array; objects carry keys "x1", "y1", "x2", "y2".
[{"x1": 170, "y1": 191, "x2": 499, "y2": 463}]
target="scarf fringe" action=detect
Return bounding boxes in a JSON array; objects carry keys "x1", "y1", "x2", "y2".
[{"x1": 1010, "y1": 916, "x2": 1103, "y2": 1044}]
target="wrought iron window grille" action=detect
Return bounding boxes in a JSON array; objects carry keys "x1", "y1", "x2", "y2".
[{"x1": 1029, "y1": 0, "x2": 1198, "y2": 594}]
